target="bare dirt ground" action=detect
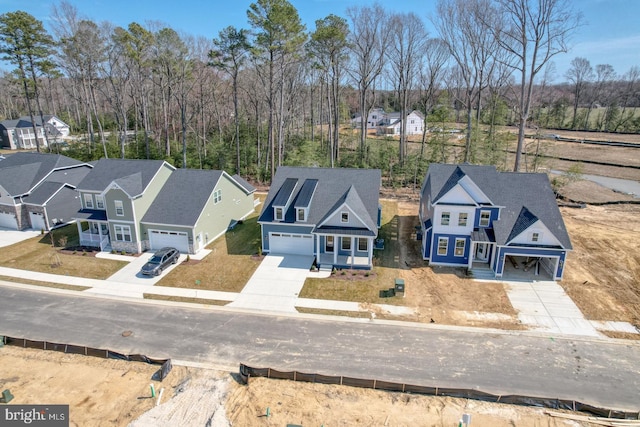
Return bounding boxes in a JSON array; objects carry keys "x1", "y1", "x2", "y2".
[{"x1": 0, "y1": 345, "x2": 594, "y2": 427}]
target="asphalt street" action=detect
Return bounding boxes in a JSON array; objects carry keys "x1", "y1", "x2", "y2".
[{"x1": 1, "y1": 285, "x2": 639, "y2": 411}]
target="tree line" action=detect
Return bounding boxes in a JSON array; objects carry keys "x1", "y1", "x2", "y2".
[{"x1": 0, "y1": 0, "x2": 637, "y2": 185}]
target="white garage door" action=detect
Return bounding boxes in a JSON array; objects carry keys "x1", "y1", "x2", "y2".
[
  {"x1": 0, "y1": 212, "x2": 18, "y2": 229},
  {"x1": 29, "y1": 212, "x2": 46, "y2": 231},
  {"x1": 149, "y1": 230, "x2": 190, "y2": 253},
  {"x1": 269, "y1": 233, "x2": 314, "y2": 255}
]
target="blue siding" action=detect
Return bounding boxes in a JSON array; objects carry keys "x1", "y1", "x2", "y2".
[
  {"x1": 423, "y1": 228, "x2": 433, "y2": 258},
  {"x1": 430, "y1": 233, "x2": 470, "y2": 265},
  {"x1": 495, "y1": 246, "x2": 567, "y2": 278},
  {"x1": 474, "y1": 207, "x2": 500, "y2": 228},
  {"x1": 260, "y1": 223, "x2": 314, "y2": 252}
]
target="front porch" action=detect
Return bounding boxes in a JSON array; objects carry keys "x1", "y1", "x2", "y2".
[
  {"x1": 317, "y1": 253, "x2": 371, "y2": 269},
  {"x1": 74, "y1": 209, "x2": 110, "y2": 251},
  {"x1": 315, "y1": 232, "x2": 375, "y2": 270}
]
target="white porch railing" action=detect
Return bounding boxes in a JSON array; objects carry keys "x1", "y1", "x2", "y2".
[
  {"x1": 318, "y1": 253, "x2": 371, "y2": 268},
  {"x1": 79, "y1": 232, "x2": 109, "y2": 251}
]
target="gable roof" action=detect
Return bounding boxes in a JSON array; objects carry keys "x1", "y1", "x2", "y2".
[
  {"x1": 141, "y1": 169, "x2": 223, "y2": 227},
  {"x1": 424, "y1": 163, "x2": 572, "y2": 249},
  {"x1": 76, "y1": 158, "x2": 172, "y2": 197},
  {"x1": 231, "y1": 174, "x2": 256, "y2": 194},
  {"x1": 0, "y1": 152, "x2": 87, "y2": 196},
  {"x1": 259, "y1": 166, "x2": 381, "y2": 232}
]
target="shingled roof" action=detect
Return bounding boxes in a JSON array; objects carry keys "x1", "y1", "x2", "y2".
[
  {"x1": 141, "y1": 169, "x2": 223, "y2": 227},
  {"x1": 259, "y1": 166, "x2": 381, "y2": 233},
  {"x1": 0, "y1": 152, "x2": 87, "y2": 196},
  {"x1": 76, "y1": 159, "x2": 172, "y2": 197},
  {"x1": 424, "y1": 163, "x2": 572, "y2": 249}
]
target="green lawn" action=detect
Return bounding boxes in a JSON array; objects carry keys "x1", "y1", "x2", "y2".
[{"x1": 0, "y1": 224, "x2": 127, "y2": 279}]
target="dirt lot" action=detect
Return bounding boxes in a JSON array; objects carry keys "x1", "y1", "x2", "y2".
[{"x1": 0, "y1": 345, "x2": 595, "y2": 427}]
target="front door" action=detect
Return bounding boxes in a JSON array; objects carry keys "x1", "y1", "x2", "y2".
[
  {"x1": 325, "y1": 236, "x2": 334, "y2": 252},
  {"x1": 475, "y1": 243, "x2": 489, "y2": 262}
]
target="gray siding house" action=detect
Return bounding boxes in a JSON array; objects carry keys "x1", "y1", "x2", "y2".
[
  {"x1": 259, "y1": 166, "x2": 381, "y2": 270},
  {"x1": 0, "y1": 152, "x2": 92, "y2": 230}
]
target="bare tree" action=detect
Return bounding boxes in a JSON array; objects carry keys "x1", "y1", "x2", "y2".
[
  {"x1": 386, "y1": 12, "x2": 428, "y2": 166},
  {"x1": 565, "y1": 57, "x2": 593, "y2": 129},
  {"x1": 492, "y1": 0, "x2": 582, "y2": 171},
  {"x1": 346, "y1": 3, "x2": 388, "y2": 165},
  {"x1": 587, "y1": 63, "x2": 615, "y2": 130},
  {"x1": 434, "y1": 0, "x2": 502, "y2": 163}
]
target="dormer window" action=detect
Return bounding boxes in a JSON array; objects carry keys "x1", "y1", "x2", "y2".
[
  {"x1": 297, "y1": 208, "x2": 306, "y2": 222},
  {"x1": 341, "y1": 212, "x2": 349, "y2": 223},
  {"x1": 274, "y1": 207, "x2": 284, "y2": 221},
  {"x1": 479, "y1": 211, "x2": 491, "y2": 227}
]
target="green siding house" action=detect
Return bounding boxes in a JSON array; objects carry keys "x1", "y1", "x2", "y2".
[{"x1": 74, "y1": 158, "x2": 255, "y2": 255}]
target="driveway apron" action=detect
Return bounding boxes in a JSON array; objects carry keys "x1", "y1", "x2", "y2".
[
  {"x1": 227, "y1": 254, "x2": 314, "y2": 312},
  {"x1": 505, "y1": 281, "x2": 600, "y2": 337}
]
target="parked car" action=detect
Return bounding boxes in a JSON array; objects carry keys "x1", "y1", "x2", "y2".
[{"x1": 141, "y1": 247, "x2": 180, "y2": 276}]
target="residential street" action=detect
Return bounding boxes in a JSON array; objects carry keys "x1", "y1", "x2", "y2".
[{"x1": 1, "y1": 285, "x2": 639, "y2": 411}]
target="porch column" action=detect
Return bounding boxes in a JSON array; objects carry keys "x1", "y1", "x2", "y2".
[
  {"x1": 333, "y1": 236, "x2": 337, "y2": 265},
  {"x1": 350, "y1": 236, "x2": 355, "y2": 268},
  {"x1": 468, "y1": 241, "x2": 475, "y2": 269},
  {"x1": 76, "y1": 221, "x2": 83, "y2": 244},
  {"x1": 98, "y1": 222, "x2": 104, "y2": 250},
  {"x1": 315, "y1": 234, "x2": 320, "y2": 261},
  {"x1": 368, "y1": 237, "x2": 373, "y2": 267}
]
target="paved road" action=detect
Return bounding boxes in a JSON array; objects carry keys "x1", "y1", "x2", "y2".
[
  {"x1": 551, "y1": 170, "x2": 640, "y2": 197},
  {"x1": 1, "y1": 285, "x2": 639, "y2": 411}
]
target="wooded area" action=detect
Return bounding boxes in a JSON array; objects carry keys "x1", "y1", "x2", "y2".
[{"x1": 0, "y1": 0, "x2": 638, "y2": 183}]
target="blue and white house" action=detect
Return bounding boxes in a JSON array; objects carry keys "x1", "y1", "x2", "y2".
[
  {"x1": 259, "y1": 166, "x2": 382, "y2": 270},
  {"x1": 419, "y1": 164, "x2": 572, "y2": 280}
]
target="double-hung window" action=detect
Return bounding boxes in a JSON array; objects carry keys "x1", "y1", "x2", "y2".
[
  {"x1": 358, "y1": 238, "x2": 368, "y2": 252},
  {"x1": 95, "y1": 195, "x2": 104, "y2": 209},
  {"x1": 114, "y1": 225, "x2": 131, "y2": 242},
  {"x1": 454, "y1": 238, "x2": 466, "y2": 256},
  {"x1": 213, "y1": 189, "x2": 222, "y2": 204},
  {"x1": 297, "y1": 208, "x2": 306, "y2": 222},
  {"x1": 341, "y1": 237, "x2": 351, "y2": 251},
  {"x1": 458, "y1": 213, "x2": 468, "y2": 226},
  {"x1": 84, "y1": 194, "x2": 93, "y2": 209},
  {"x1": 114, "y1": 200, "x2": 124, "y2": 216},
  {"x1": 441, "y1": 212, "x2": 450, "y2": 226},
  {"x1": 274, "y1": 207, "x2": 283, "y2": 221},
  {"x1": 479, "y1": 211, "x2": 491, "y2": 227},
  {"x1": 437, "y1": 237, "x2": 448, "y2": 255}
]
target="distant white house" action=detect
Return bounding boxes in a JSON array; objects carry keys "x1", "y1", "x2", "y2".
[
  {"x1": 0, "y1": 115, "x2": 70, "y2": 150},
  {"x1": 378, "y1": 110, "x2": 425, "y2": 136},
  {"x1": 350, "y1": 107, "x2": 387, "y2": 129},
  {"x1": 351, "y1": 109, "x2": 425, "y2": 136}
]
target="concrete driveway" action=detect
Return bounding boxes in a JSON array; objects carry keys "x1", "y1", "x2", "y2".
[
  {"x1": 227, "y1": 254, "x2": 314, "y2": 312},
  {"x1": 103, "y1": 251, "x2": 186, "y2": 285},
  {"x1": 505, "y1": 281, "x2": 600, "y2": 337},
  {"x1": 0, "y1": 228, "x2": 41, "y2": 248}
]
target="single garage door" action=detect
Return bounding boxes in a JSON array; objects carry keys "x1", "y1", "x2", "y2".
[
  {"x1": 0, "y1": 212, "x2": 18, "y2": 229},
  {"x1": 29, "y1": 212, "x2": 46, "y2": 231},
  {"x1": 269, "y1": 233, "x2": 314, "y2": 255},
  {"x1": 149, "y1": 230, "x2": 190, "y2": 253}
]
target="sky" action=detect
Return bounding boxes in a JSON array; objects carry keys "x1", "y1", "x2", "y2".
[{"x1": 1, "y1": 0, "x2": 639, "y2": 82}]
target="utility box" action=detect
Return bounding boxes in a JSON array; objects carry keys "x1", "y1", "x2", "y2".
[
  {"x1": 1, "y1": 389, "x2": 14, "y2": 403},
  {"x1": 394, "y1": 278, "x2": 405, "y2": 297}
]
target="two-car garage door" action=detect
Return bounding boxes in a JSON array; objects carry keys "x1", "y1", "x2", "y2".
[
  {"x1": 269, "y1": 233, "x2": 314, "y2": 255},
  {"x1": 149, "y1": 230, "x2": 190, "y2": 253}
]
